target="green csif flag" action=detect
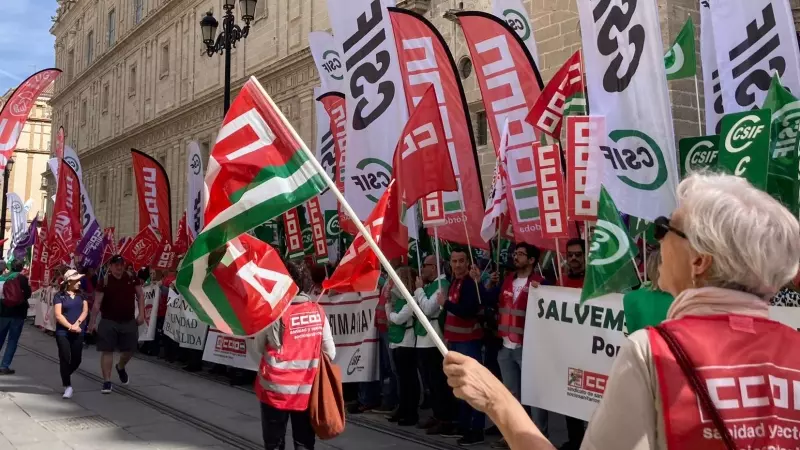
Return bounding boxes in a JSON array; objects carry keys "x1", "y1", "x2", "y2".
[
  {"x1": 761, "y1": 75, "x2": 800, "y2": 216},
  {"x1": 718, "y1": 108, "x2": 771, "y2": 191},
  {"x1": 581, "y1": 187, "x2": 640, "y2": 303},
  {"x1": 664, "y1": 18, "x2": 696, "y2": 81}
]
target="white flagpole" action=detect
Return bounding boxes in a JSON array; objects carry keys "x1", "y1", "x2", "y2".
[
  {"x1": 255, "y1": 78, "x2": 449, "y2": 356},
  {"x1": 693, "y1": 75, "x2": 703, "y2": 135},
  {"x1": 434, "y1": 226, "x2": 442, "y2": 280},
  {"x1": 410, "y1": 202, "x2": 423, "y2": 271},
  {"x1": 642, "y1": 242, "x2": 648, "y2": 283}
]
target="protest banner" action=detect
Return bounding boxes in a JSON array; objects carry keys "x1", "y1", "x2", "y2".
[
  {"x1": 318, "y1": 291, "x2": 380, "y2": 383},
  {"x1": 135, "y1": 284, "x2": 160, "y2": 342},
  {"x1": 27, "y1": 290, "x2": 41, "y2": 317},
  {"x1": 202, "y1": 329, "x2": 259, "y2": 371},
  {"x1": 164, "y1": 288, "x2": 208, "y2": 351},
  {"x1": 522, "y1": 286, "x2": 800, "y2": 421},
  {"x1": 34, "y1": 287, "x2": 56, "y2": 332}
]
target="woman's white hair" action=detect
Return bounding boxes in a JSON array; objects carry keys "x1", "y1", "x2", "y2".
[{"x1": 677, "y1": 172, "x2": 800, "y2": 296}]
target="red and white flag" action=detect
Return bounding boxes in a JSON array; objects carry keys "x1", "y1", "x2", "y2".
[
  {"x1": 120, "y1": 226, "x2": 161, "y2": 268},
  {"x1": 526, "y1": 50, "x2": 585, "y2": 139},
  {"x1": 49, "y1": 159, "x2": 81, "y2": 254},
  {"x1": 531, "y1": 143, "x2": 570, "y2": 239},
  {"x1": 0, "y1": 69, "x2": 61, "y2": 170},
  {"x1": 323, "y1": 182, "x2": 396, "y2": 293},
  {"x1": 153, "y1": 240, "x2": 178, "y2": 271},
  {"x1": 480, "y1": 122, "x2": 511, "y2": 243},
  {"x1": 55, "y1": 127, "x2": 65, "y2": 160},
  {"x1": 101, "y1": 227, "x2": 117, "y2": 266},
  {"x1": 565, "y1": 116, "x2": 598, "y2": 221},
  {"x1": 132, "y1": 149, "x2": 172, "y2": 242},
  {"x1": 306, "y1": 197, "x2": 329, "y2": 263},
  {"x1": 392, "y1": 86, "x2": 457, "y2": 207},
  {"x1": 282, "y1": 208, "x2": 304, "y2": 260},
  {"x1": 173, "y1": 213, "x2": 190, "y2": 256},
  {"x1": 30, "y1": 216, "x2": 48, "y2": 290},
  {"x1": 318, "y1": 92, "x2": 356, "y2": 236}
]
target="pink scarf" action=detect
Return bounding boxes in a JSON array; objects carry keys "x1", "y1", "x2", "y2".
[{"x1": 667, "y1": 287, "x2": 769, "y2": 320}]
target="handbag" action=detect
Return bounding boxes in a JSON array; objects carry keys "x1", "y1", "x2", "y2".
[
  {"x1": 308, "y1": 351, "x2": 345, "y2": 439},
  {"x1": 654, "y1": 325, "x2": 736, "y2": 450}
]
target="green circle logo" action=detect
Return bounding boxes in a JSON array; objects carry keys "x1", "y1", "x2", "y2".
[
  {"x1": 607, "y1": 130, "x2": 667, "y2": 191},
  {"x1": 302, "y1": 227, "x2": 314, "y2": 253},
  {"x1": 502, "y1": 9, "x2": 530, "y2": 42},
  {"x1": 589, "y1": 220, "x2": 630, "y2": 266},
  {"x1": 354, "y1": 158, "x2": 392, "y2": 203},
  {"x1": 326, "y1": 212, "x2": 341, "y2": 236},
  {"x1": 322, "y1": 50, "x2": 344, "y2": 81}
]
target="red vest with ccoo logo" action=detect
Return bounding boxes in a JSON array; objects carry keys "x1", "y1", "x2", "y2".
[
  {"x1": 255, "y1": 301, "x2": 324, "y2": 411},
  {"x1": 649, "y1": 315, "x2": 800, "y2": 449},
  {"x1": 443, "y1": 278, "x2": 483, "y2": 342},
  {"x1": 498, "y1": 273, "x2": 543, "y2": 344},
  {"x1": 375, "y1": 280, "x2": 391, "y2": 333}
]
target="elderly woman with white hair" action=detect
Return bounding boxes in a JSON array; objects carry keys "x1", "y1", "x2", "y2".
[{"x1": 443, "y1": 173, "x2": 800, "y2": 450}]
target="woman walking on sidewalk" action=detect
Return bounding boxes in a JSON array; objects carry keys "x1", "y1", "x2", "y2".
[{"x1": 53, "y1": 269, "x2": 89, "y2": 399}]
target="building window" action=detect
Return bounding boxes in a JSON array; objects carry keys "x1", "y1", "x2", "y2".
[
  {"x1": 108, "y1": 9, "x2": 116, "y2": 47},
  {"x1": 100, "y1": 175, "x2": 108, "y2": 202},
  {"x1": 476, "y1": 111, "x2": 488, "y2": 146},
  {"x1": 67, "y1": 49, "x2": 75, "y2": 81},
  {"x1": 102, "y1": 83, "x2": 110, "y2": 113},
  {"x1": 80, "y1": 99, "x2": 87, "y2": 125},
  {"x1": 124, "y1": 167, "x2": 133, "y2": 195},
  {"x1": 134, "y1": 0, "x2": 143, "y2": 25},
  {"x1": 64, "y1": 112, "x2": 69, "y2": 134},
  {"x1": 255, "y1": 0, "x2": 267, "y2": 20},
  {"x1": 160, "y1": 43, "x2": 170, "y2": 78},
  {"x1": 86, "y1": 30, "x2": 94, "y2": 65},
  {"x1": 458, "y1": 57, "x2": 472, "y2": 80},
  {"x1": 128, "y1": 64, "x2": 137, "y2": 97}
]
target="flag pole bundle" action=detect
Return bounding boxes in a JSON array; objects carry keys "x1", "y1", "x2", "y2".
[{"x1": 251, "y1": 79, "x2": 449, "y2": 356}]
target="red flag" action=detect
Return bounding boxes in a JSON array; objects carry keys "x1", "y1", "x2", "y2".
[
  {"x1": 49, "y1": 159, "x2": 81, "y2": 253},
  {"x1": 531, "y1": 143, "x2": 570, "y2": 240},
  {"x1": 46, "y1": 234, "x2": 70, "y2": 270},
  {"x1": 120, "y1": 226, "x2": 161, "y2": 268},
  {"x1": 392, "y1": 85, "x2": 457, "y2": 207},
  {"x1": 306, "y1": 197, "x2": 329, "y2": 263},
  {"x1": 526, "y1": 50, "x2": 585, "y2": 138},
  {"x1": 173, "y1": 213, "x2": 189, "y2": 256},
  {"x1": 317, "y1": 92, "x2": 357, "y2": 236},
  {"x1": 0, "y1": 69, "x2": 61, "y2": 170},
  {"x1": 55, "y1": 127, "x2": 65, "y2": 160},
  {"x1": 565, "y1": 116, "x2": 598, "y2": 221},
  {"x1": 30, "y1": 216, "x2": 47, "y2": 290},
  {"x1": 210, "y1": 234, "x2": 297, "y2": 335},
  {"x1": 131, "y1": 149, "x2": 172, "y2": 241},
  {"x1": 101, "y1": 227, "x2": 117, "y2": 266},
  {"x1": 323, "y1": 183, "x2": 395, "y2": 293},
  {"x1": 153, "y1": 241, "x2": 178, "y2": 271},
  {"x1": 282, "y1": 208, "x2": 304, "y2": 260},
  {"x1": 389, "y1": 8, "x2": 487, "y2": 248}
]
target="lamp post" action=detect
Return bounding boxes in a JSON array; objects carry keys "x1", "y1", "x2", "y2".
[
  {"x1": 0, "y1": 158, "x2": 16, "y2": 243},
  {"x1": 199, "y1": 0, "x2": 257, "y2": 115}
]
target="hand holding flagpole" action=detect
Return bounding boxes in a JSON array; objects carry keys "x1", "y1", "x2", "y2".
[{"x1": 254, "y1": 78, "x2": 449, "y2": 356}]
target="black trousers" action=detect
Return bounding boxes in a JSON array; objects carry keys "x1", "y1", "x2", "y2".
[
  {"x1": 392, "y1": 346, "x2": 419, "y2": 421},
  {"x1": 562, "y1": 417, "x2": 587, "y2": 450},
  {"x1": 260, "y1": 402, "x2": 315, "y2": 450},
  {"x1": 417, "y1": 347, "x2": 456, "y2": 422},
  {"x1": 55, "y1": 333, "x2": 84, "y2": 387}
]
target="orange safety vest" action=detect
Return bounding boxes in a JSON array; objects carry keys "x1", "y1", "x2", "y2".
[
  {"x1": 255, "y1": 301, "x2": 324, "y2": 411},
  {"x1": 443, "y1": 278, "x2": 483, "y2": 342},
  {"x1": 498, "y1": 273, "x2": 543, "y2": 344},
  {"x1": 650, "y1": 315, "x2": 800, "y2": 449}
]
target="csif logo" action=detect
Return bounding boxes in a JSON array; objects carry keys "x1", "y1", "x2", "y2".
[
  {"x1": 501, "y1": 9, "x2": 531, "y2": 41},
  {"x1": 347, "y1": 347, "x2": 363, "y2": 376},
  {"x1": 685, "y1": 139, "x2": 718, "y2": 174},
  {"x1": 326, "y1": 212, "x2": 340, "y2": 236},
  {"x1": 352, "y1": 158, "x2": 391, "y2": 202},
  {"x1": 64, "y1": 155, "x2": 80, "y2": 174},
  {"x1": 302, "y1": 227, "x2": 313, "y2": 252},
  {"x1": 724, "y1": 114, "x2": 765, "y2": 154},
  {"x1": 600, "y1": 130, "x2": 667, "y2": 191},
  {"x1": 11, "y1": 201, "x2": 21, "y2": 213},
  {"x1": 593, "y1": 0, "x2": 644, "y2": 93},
  {"x1": 190, "y1": 153, "x2": 202, "y2": 175},
  {"x1": 664, "y1": 41, "x2": 685, "y2": 76},
  {"x1": 321, "y1": 50, "x2": 344, "y2": 81},
  {"x1": 589, "y1": 219, "x2": 630, "y2": 267}
]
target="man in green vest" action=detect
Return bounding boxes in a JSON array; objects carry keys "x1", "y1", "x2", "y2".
[{"x1": 623, "y1": 248, "x2": 674, "y2": 333}]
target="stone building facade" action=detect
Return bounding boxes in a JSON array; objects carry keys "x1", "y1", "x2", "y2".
[
  {"x1": 0, "y1": 87, "x2": 53, "y2": 253},
  {"x1": 47, "y1": 0, "x2": 747, "y2": 239}
]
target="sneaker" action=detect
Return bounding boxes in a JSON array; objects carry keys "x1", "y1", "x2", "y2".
[
  {"x1": 440, "y1": 425, "x2": 465, "y2": 438},
  {"x1": 0, "y1": 368, "x2": 15, "y2": 375},
  {"x1": 62, "y1": 386, "x2": 74, "y2": 399},
  {"x1": 116, "y1": 364, "x2": 129, "y2": 385},
  {"x1": 417, "y1": 417, "x2": 438, "y2": 429},
  {"x1": 458, "y1": 432, "x2": 485, "y2": 447},
  {"x1": 101, "y1": 382, "x2": 112, "y2": 394},
  {"x1": 491, "y1": 438, "x2": 509, "y2": 449},
  {"x1": 426, "y1": 422, "x2": 446, "y2": 436}
]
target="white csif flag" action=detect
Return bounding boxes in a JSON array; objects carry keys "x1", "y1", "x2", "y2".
[
  {"x1": 309, "y1": 31, "x2": 345, "y2": 94},
  {"x1": 480, "y1": 120, "x2": 510, "y2": 243},
  {"x1": 186, "y1": 141, "x2": 204, "y2": 239},
  {"x1": 326, "y1": 0, "x2": 409, "y2": 221},
  {"x1": 578, "y1": 0, "x2": 680, "y2": 220},
  {"x1": 48, "y1": 146, "x2": 97, "y2": 237},
  {"x1": 314, "y1": 86, "x2": 340, "y2": 262},
  {"x1": 700, "y1": 0, "x2": 724, "y2": 135},
  {"x1": 5, "y1": 193, "x2": 30, "y2": 258},
  {"x1": 709, "y1": 0, "x2": 800, "y2": 114},
  {"x1": 491, "y1": 0, "x2": 540, "y2": 68}
]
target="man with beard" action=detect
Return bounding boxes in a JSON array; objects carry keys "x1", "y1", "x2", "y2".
[{"x1": 559, "y1": 238, "x2": 586, "y2": 288}]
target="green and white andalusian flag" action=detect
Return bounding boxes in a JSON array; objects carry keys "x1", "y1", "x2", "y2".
[
  {"x1": 176, "y1": 77, "x2": 326, "y2": 336},
  {"x1": 664, "y1": 18, "x2": 696, "y2": 81},
  {"x1": 581, "y1": 187, "x2": 640, "y2": 303},
  {"x1": 762, "y1": 74, "x2": 800, "y2": 217}
]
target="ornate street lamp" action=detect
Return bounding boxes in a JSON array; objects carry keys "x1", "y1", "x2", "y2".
[
  {"x1": 0, "y1": 158, "x2": 16, "y2": 242},
  {"x1": 199, "y1": 0, "x2": 258, "y2": 115}
]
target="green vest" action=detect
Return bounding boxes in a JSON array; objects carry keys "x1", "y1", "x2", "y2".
[
  {"x1": 622, "y1": 283, "x2": 675, "y2": 334},
  {"x1": 415, "y1": 278, "x2": 450, "y2": 337},
  {"x1": 388, "y1": 293, "x2": 414, "y2": 344}
]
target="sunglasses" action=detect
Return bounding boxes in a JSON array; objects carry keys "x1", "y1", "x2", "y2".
[{"x1": 654, "y1": 216, "x2": 688, "y2": 241}]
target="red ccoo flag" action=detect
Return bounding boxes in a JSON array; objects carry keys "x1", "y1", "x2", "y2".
[
  {"x1": 526, "y1": 50, "x2": 585, "y2": 139},
  {"x1": 132, "y1": 149, "x2": 172, "y2": 242},
  {"x1": 120, "y1": 226, "x2": 161, "y2": 268},
  {"x1": 49, "y1": 159, "x2": 81, "y2": 254},
  {"x1": 392, "y1": 85, "x2": 458, "y2": 208}
]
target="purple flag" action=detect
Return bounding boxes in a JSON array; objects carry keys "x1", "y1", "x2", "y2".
[
  {"x1": 12, "y1": 216, "x2": 38, "y2": 261},
  {"x1": 76, "y1": 220, "x2": 105, "y2": 269}
]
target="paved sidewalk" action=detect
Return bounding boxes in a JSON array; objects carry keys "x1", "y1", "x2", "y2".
[{"x1": 0, "y1": 325, "x2": 493, "y2": 449}]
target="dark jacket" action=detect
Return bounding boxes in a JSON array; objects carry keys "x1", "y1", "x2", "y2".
[
  {"x1": 0, "y1": 273, "x2": 32, "y2": 318},
  {"x1": 443, "y1": 276, "x2": 481, "y2": 320}
]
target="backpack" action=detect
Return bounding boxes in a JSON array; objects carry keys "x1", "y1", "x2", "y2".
[{"x1": 1, "y1": 274, "x2": 24, "y2": 308}]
